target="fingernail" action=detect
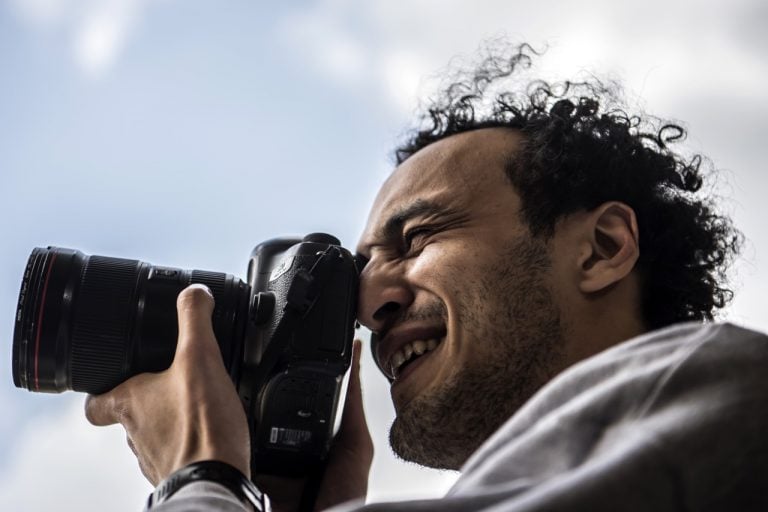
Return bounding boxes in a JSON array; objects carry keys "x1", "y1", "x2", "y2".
[{"x1": 188, "y1": 283, "x2": 214, "y2": 298}]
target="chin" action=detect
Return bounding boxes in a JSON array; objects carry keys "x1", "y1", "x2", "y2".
[{"x1": 388, "y1": 391, "x2": 474, "y2": 471}]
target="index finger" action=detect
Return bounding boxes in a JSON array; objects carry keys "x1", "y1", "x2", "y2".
[{"x1": 84, "y1": 391, "x2": 122, "y2": 427}]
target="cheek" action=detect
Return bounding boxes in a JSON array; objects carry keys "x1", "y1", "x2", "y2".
[
  {"x1": 406, "y1": 242, "x2": 489, "y2": 322},
  {"x1": 407, "y1": 241, "x2": 480, "y2": 285},
  {"x1": 408, "y1": 243, "x2": 493, "y2": 364}
]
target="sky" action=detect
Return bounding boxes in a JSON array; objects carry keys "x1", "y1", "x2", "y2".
[{"x1": 1, "y1": 0, "x2": 767, "y2": 510}]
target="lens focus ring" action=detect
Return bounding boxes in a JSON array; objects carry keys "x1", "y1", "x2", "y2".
[{"x1": 70, "y1": 256, "x2": 141, "y2": 393}]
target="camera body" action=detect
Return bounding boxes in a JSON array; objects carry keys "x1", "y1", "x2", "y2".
[
  {"x1": 12, "y1": 234, "x2": 358, "y2": 477},
  {"x1": 243, "y1": 235, "x2": 357, "y2": 475}
]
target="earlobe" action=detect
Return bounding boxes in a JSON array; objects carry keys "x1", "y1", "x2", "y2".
[{"x1": 578, "y1": 202, "x2": 640, "y2": 294}]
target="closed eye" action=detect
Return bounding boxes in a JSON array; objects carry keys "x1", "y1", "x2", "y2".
[{"x1": 403, "y1": 227, "x2": 434, "y2": 254}]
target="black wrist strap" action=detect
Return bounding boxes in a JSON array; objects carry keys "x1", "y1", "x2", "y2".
[{"x1": 146, "y1": 460, "x2": 269, "y2": 512}]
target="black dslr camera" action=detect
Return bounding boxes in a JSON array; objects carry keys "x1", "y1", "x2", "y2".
[{"x1": 11, "y1": 233, "x2": 358, "y2": 477}]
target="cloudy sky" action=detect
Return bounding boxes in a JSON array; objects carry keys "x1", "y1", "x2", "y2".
[{"x1": 1, "y1": 1, "x2": 767, "y2": 510}]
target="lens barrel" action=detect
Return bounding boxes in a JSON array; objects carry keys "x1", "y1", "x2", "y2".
[{"x1": 12, "y1": 247, "x2": 249, "y2": 394}]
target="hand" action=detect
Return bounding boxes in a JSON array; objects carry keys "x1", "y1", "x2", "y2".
[
  {"x1": 255, "y1": 340, "x2": 374, "y2": 511},
  {"x1": 315, "y1": 339, "x2": 374, "y2": 509},
  {"x1": 85, "y1": 284, "x2": 251, "y2": 485}
]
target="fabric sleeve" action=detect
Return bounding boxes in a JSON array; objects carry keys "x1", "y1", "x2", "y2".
[{"x1": 146, "y1": 481, "x2": 253, "y2": 512}]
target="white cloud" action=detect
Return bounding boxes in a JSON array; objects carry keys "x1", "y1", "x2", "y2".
[
  {"x1": 276, "y1": 0, "x2": 768, "y2": 118},
  {"x1": 8, "y1": 0, "x2": 158, "y2": 78},
  {"x1": 72, "y1": 0, "x2": 141, "y2": 78}
]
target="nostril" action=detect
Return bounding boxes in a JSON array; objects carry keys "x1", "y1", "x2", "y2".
[{"x1": 373, "y1": 301, "x2": 401, "y2": 322}]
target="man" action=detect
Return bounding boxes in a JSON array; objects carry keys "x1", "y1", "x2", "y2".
[{"x1": 86, "y1": 44, "x2": 768, "y2": 511}]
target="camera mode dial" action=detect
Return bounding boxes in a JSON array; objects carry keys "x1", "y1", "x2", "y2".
[{"x1": 302, "y1": 233, "x2": 340, "y2": 245}]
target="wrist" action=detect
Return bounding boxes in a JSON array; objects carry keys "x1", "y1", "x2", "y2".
[{"x1": 147, "y1": 460, "x2": 268, "y2": 511}]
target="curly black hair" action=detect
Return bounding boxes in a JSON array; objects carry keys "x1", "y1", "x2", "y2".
[{"x1": 395, "y1": 43, "x2": 742, "y2": 330}]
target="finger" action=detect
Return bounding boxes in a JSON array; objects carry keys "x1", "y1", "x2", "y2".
[
  {"x1": 316, "y1": 341, "x2": 371, "y2": 509},
  {"x1": 84, "y1": 392, "x2": 121, "y2": 427},
  {"x1": 84, "y1": 373, "x2": 149, "y2": 427},
  {"x1": 175, "y1": 284, "x2": 218, "y2": 359},
  {"x1": 338, "y1": 340, "x2": 370, "y2": 442}
]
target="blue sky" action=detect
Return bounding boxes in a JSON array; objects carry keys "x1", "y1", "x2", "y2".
[{"x1": 1, "y1": 1, "x2": 767, "y2": 510}]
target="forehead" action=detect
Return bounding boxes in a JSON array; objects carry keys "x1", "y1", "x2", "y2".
[{"x1": 358, "y1": 128, "x2": 524, "y2": 250}]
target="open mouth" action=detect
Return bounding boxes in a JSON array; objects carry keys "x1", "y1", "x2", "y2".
[{"x1": 390, "y1": 337, "x2": 444, "y2": 380}]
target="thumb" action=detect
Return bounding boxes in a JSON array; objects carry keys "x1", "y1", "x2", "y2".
[
  {"x1": 337, "y1": 340, "x2": 371, "y2": 444},
  {"x1": 174, "y1": 284, "x2": 218, "y2": 360},
  {"x1": 314, "y1": 340, "x2": 372, "y2": 510}
]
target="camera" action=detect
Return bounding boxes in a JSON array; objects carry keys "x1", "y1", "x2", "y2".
[{"x1": 11, "y1": 233, "x2": 358, "y2": 477}]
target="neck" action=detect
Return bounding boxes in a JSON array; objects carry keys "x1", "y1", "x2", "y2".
[{"x1": 561, "y1": 274, "x2": 647, "y2": 369}]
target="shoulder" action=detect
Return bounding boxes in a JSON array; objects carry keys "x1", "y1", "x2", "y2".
[
  {"x1": 550, "y1": 321, "x2": 768, "y2": 408},
  {"x1": 613, "y1": 321, "x2": 768, "y2": 358},
  {"x1": 508, "y1": 321, "x2": 768, "y2": 437},
  {"x1": 456, "y1": 322, "x2": 768, "y2": 509},
  {"x1": 610, "y1": 322, "x2": 768, "y2": 402}
]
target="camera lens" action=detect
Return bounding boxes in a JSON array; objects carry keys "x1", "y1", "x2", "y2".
[{"x1": 12, "y1": 247, "x2": 249, "y2": 394}]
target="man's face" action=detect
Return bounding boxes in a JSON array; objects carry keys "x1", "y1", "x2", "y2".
[{"x1": 356, "y1": 128, "x2": 569, "y2": 469}]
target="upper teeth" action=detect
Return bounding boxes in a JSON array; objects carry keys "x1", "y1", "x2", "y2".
[{"x1": 390, "y1": 338, "x2": 441, "y2": 378}]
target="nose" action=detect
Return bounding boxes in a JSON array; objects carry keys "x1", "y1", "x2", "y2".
[{"x1": 357, "y1": 260, "x2": 414, "y2": 334}]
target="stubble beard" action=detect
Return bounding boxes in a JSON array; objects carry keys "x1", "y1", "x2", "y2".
[{"x1": 389, "y1": 235, "x2": 565, "y2": 470}]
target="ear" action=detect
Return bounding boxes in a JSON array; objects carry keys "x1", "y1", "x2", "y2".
[{"x1": 577, "y1": 202, "x2": 640, "y2": 294}]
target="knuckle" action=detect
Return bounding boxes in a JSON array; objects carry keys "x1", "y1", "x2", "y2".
[
  {"x1": 362, "y1": 440, "x2": 374, "y2": 462},
  {"x1": 84, "y1": 390, "x2": 134, "y2": 428},
  {"x1": 114, "y1": 397, "x2": 134, "y2": 428}
]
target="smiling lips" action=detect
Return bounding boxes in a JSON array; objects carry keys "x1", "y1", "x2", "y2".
[{"x1": 389, "y1": 338, "x2": 442, "y2": 378}]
